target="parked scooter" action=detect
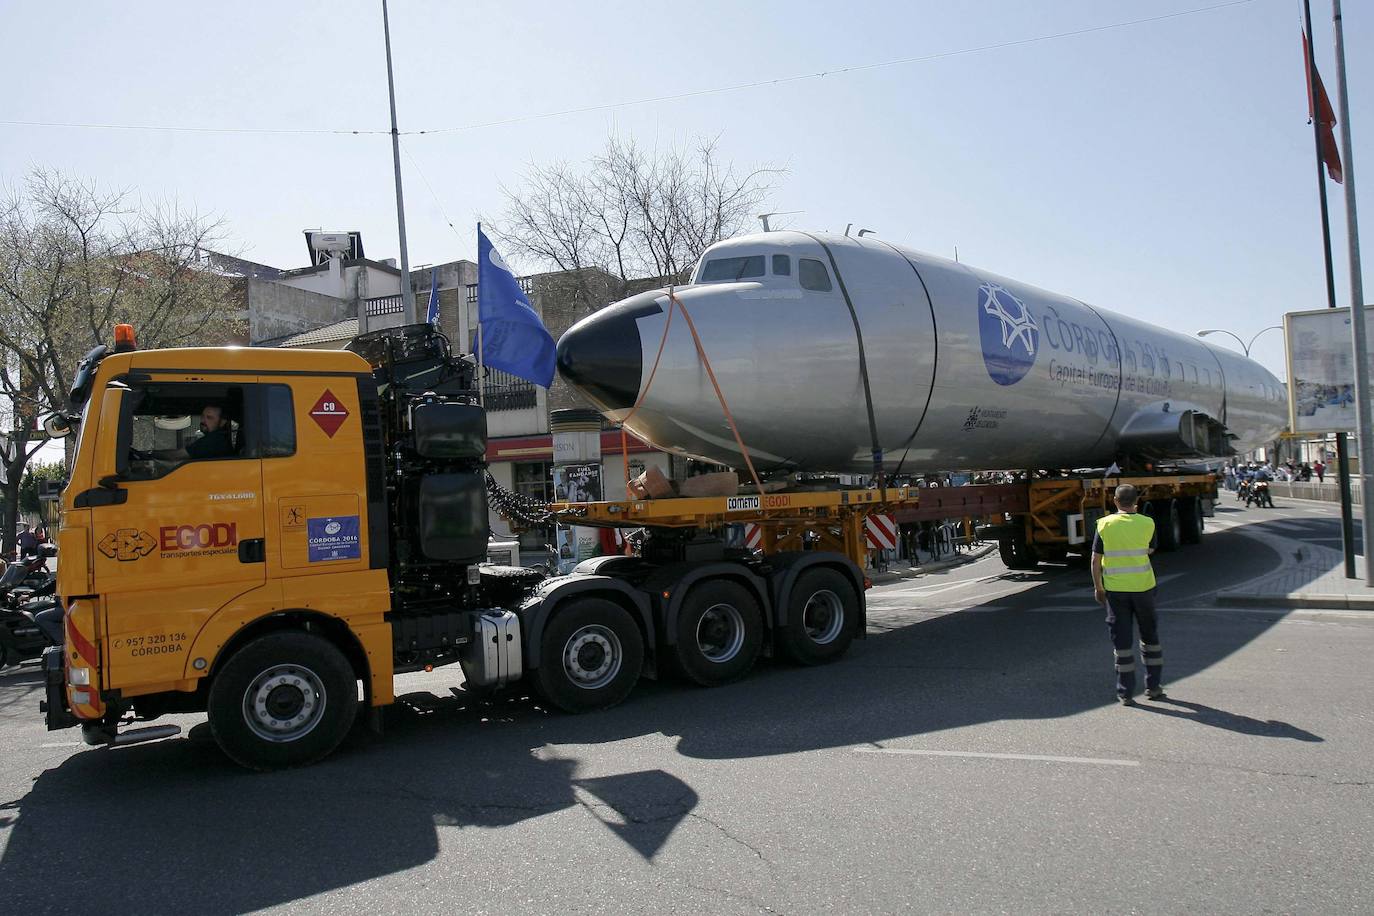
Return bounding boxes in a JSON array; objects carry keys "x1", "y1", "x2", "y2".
[{"x1": 0, "y1": 548, "x2": 59, "y2": 669}]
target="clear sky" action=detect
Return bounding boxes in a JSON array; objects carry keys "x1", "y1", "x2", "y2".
[{"x1": 2, "y1": 0, "x2": 1371, "y2": 379}]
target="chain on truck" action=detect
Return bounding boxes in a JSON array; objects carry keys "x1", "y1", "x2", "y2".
[{"x1": 39, "y1": 322, "x2": 915, "y2": 770}]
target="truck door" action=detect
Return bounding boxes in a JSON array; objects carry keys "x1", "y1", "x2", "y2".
[
  {"x1": 87, "y1": 376, "x2": 270, "y2": 688},
  {"x1": 258, "y1": 375, "x2": 378, "y2": 601}
]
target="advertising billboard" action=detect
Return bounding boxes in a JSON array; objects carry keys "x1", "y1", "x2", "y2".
[{"x1": 1285, "y1": 305, "x2": 1372, "y2": 434}]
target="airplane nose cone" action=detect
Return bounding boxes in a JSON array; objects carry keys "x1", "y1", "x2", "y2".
[{"x1": 556, "y1": 298, "x2": 657, "y2": 411}]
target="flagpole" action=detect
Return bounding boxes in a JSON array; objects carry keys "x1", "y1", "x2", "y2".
[
  {"x1": 475, "y1": 223, "x2": 485, "y2": 406},
  {"x1": 382, "y1": 0, "x2": 417, "y2": 325},
  {"x1": 1304, "y1": 0, "x2": 1358, "y2": 577},
  {"x1": 1330, "y1": 0, "x2": 1374, "y2": 586}
]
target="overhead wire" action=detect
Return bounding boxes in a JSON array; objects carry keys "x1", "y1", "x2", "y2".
[{"x1": 0, "y1": 0, "x2": 1257, "y2": 140}]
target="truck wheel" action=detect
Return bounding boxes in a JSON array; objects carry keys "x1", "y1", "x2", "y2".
[
  {"x1": 535, "y1": 599, "x2": 643, "y2": 713},
  {"x1": 998, "y1": 531, "x2": 1040, "y2": 570},
  {"x1": 673, "y1": 580, "x2": 763, "y2": 686},
  {"x1": 1179, "y1": 497, "x2": 1203, "y2": 545},
  {"x1": 780, "y1": 568, "x2": 859, "y2": 665},
  {"x1": 207, "y1": 631, "x2": 358, "y2": 771},
  {"x1": 1154, "y1": 500, "x2": 1181, "y2": 552}
]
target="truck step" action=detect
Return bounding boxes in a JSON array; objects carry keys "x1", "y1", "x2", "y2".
[{"x1": 111, "y1": 724, "x2": 182, "y2": 747}]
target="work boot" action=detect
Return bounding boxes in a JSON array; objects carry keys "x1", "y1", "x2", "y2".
[
  {"x1": 1145, "y1": 687, "x2": 1168, "y2": 700},
  {"x1": 1117, "y1": 694, "x2": 1136, "y2": 706}
]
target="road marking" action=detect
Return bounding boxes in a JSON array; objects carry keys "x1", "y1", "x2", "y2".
[{"x1": 855, "y1": 747, "x2": 1140, "y2": 767}]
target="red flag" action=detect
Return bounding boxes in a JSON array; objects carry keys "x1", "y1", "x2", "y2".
[{"x1": 1303, "y1": 29, "x2": 1344, "y2": 184}]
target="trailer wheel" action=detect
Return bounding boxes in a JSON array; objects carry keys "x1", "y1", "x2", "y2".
[
  {"x1": 1154, "y1": 499, "x2": 1182, "y2": 552},
  {"x1": 780, "y1": 568, "x2": 859, "y2": 665},
  {"x1": 673, "y1": 580, "x2": 763, "y2": 686},
  {"x1": 207, "y1": 631, "x2": 358, "y2": 771},
  {"x1": 1179, "y1": 497, "x2": 1203, "y2": 545},
  {"x1": 998, "y1": 530, "x2": 1040, "y2": 570},
  {"x1": 535, "y1": 598, "x2": 643, "y2": 713}
]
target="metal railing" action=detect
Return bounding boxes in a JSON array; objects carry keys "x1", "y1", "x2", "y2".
[
  {"x1": 365, "y1": 294, "x2": 405, "y2": 317},
  {"x1": 464, "y1": 276, "x2": 535, "y2": 305},
  {"x1": 483, "y1": 367, "x2": 538, "y2": 411}
]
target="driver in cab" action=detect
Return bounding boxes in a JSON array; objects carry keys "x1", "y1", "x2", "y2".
[{"x1": 149, "y1": 405, "x2": 235, "y2": 461}]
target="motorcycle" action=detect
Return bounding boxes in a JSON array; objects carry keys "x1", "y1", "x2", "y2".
[
  {"x1": 1241, "y1": 479, "x2": 1274, "y2": 508},
  {"x1": 0, "y1": 554, "x2": 59, "y2": 669},
  {"x1": 1236, "y1": 479, "x2": 1252, "y2": 504}
]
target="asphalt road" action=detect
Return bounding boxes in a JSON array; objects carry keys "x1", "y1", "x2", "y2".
[{"x1": 1, "y1": 500, "x2": 1371, "y2": 914}]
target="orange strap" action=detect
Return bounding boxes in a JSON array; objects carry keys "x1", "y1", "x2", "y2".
[
  {"x1": 619, "y1": 290, "x2": 678, "y2": 491},
  {"x1": 616, "y1": 287, "x2": 766, "y2": 497},
  {"x1": 668, "y1": 289, "x2": 766, "y2": 496}
]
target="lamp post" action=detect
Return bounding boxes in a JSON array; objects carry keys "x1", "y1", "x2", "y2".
[{"x1": 1196, "y1": 325, "x2": 1283, "y2": 357}]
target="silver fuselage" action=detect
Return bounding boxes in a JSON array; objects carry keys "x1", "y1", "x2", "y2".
[{"x1": 556, "y1": 231, "x2": 1287, "y2": 473}]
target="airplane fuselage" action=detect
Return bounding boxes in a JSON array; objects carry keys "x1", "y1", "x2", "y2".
[{"x1": 555, "y1": 231, "x2": 1287, "y2": 473}]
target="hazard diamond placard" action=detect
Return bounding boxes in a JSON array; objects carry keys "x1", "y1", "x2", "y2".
[{"x1": 309, "y1": 390, "x2": 349, "y2": 438}]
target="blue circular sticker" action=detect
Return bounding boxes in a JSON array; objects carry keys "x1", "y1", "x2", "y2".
[{"x1": 978, "y1": 283, "x2": 1039, "y2": 386}]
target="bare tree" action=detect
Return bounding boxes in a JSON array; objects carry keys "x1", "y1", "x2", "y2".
[
  {"x1": 492, "y1": 136, "x2": 782, "y2": 311},
  {"x1": 0, "y1": 168, "x2": 245, "y2": 553}
]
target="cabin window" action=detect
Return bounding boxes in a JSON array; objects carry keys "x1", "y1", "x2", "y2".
[
  {"x1": 799, "y1": 258, "x2": 833, "y2": 292},
  {"x1": 772, "y1": 254, "x2": 791, "y2": 276},
  {"x1": 700, "y1": 255, "x2": 765, "y2": 282}
]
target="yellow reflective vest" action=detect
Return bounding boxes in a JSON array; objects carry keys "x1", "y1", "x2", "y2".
[{"x1": 1096, "y1": 512, "x2": 1157, "y2": 592}]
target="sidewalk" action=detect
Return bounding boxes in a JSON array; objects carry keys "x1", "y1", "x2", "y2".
[
  {"x1": 869, "y1": 543, "x2": 998, "y2": 584},
  {"x1": 1212, "y1": 516, "x2": 1374, "y2": 610}
]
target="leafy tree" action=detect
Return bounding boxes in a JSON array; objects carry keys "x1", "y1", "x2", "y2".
[
  {"x1": 0, "y1": 169, "x2": 244, "y2": 553},
  {"x1": 19, "y1": 461, "x2": 66, "y2": 517}
]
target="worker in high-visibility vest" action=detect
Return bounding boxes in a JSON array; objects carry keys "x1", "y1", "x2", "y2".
[{"x1": 1092, "y1": 484, "x2": 1166, "y2": 706}]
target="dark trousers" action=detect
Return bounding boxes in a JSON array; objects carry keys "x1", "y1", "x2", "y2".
[{"x1": 1104, "y1": 588, "x2": 1162, "y2": 696}]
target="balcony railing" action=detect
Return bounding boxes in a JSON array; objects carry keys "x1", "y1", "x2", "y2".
[
  {"x1": 365, "y1": 294, "x2": 405, "y2": 317},
  {"x1": 465, "y1": 276, "x2": 535, "y2": 305},
  {"x1": 483, "y1": 367, "x2": 538, "y2": 411}
]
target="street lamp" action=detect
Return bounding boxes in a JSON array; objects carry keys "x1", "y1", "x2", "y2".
[{"x1": 1197, "y1": 326, "x2": 1283, "y2": 357}]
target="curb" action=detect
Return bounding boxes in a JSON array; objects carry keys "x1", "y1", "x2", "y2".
[
  {"x1": 869, "y1": 544, "x2": 998, "y2": 585},
  {"x1": 1214, "y1": 591, "x2": 1374, "y2": 611}
]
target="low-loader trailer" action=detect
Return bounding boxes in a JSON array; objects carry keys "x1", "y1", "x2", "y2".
[{"x1": 41, "y1": 324, "x2": 912, "y2": 769}]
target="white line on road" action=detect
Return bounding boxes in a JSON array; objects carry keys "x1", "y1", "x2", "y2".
[{"x1": 855, "y1": 747, "x2": 1140, "y2": 767}]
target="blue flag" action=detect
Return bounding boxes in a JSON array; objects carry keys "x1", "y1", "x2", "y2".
[
  {"x1": 426, "y1": 268, "x2": 440, "y2": 326},
  {"x1": 477, "y1": 227, "x2": 556, "y2": 387}
]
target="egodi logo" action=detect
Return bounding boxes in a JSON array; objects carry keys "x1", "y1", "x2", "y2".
[
  {"x1": 324, "y1": 520, "x2": 342, "y2": 536},
  {"x1": 977, "y1": 282, "x2": 1039, "y2": 386}
]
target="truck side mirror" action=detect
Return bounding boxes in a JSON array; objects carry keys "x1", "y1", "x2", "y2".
[{"x1": 42, "y1": 414, "x2": 71, "y2": 439}]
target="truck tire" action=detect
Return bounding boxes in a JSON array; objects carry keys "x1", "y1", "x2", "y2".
[
  {"x1": 207, "y1": 631, "x2": 359, "y2": 771},
  {"x1": 780, "y1": 568, "x2": 859, "y2": 665},
  {"x1": 1154, "y1": 499, "x2": 1182, "y2": 552},
  {"x1": 998, "y1": 530, "x2": 1040, "y2": 570},
  {"x1": 534, "y1": 598, "x2": 643, "y2": 713},
  {"x1": 1179, "y1": 497, "x2": 1203, "y2": 545},
  {"x1": 673, "y1": 580, "x2": 764, "y2": 687}
]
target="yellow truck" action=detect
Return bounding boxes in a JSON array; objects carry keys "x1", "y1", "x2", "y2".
[{"x1": 42, "y1": 323, "x2": 908, "y2": 769}]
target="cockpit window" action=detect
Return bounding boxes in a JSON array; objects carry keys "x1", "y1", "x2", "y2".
[
  {"x1": 772, "y1": 254, "x2": 791, "y2": 276},
  {"x1": 700, "y1": 255, "x2": 765, "y2": 282},
  {"x1": 799, "y1": 258, "x2": 832, "y2": 292}
]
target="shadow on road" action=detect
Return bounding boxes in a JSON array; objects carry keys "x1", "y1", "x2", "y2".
[
  {"x1": 0, "y1": 545, "x2": 1312, "y2": 912},
  {"x1": 1135, "y1": 697, "x2": 1323, "y2": 741}
]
